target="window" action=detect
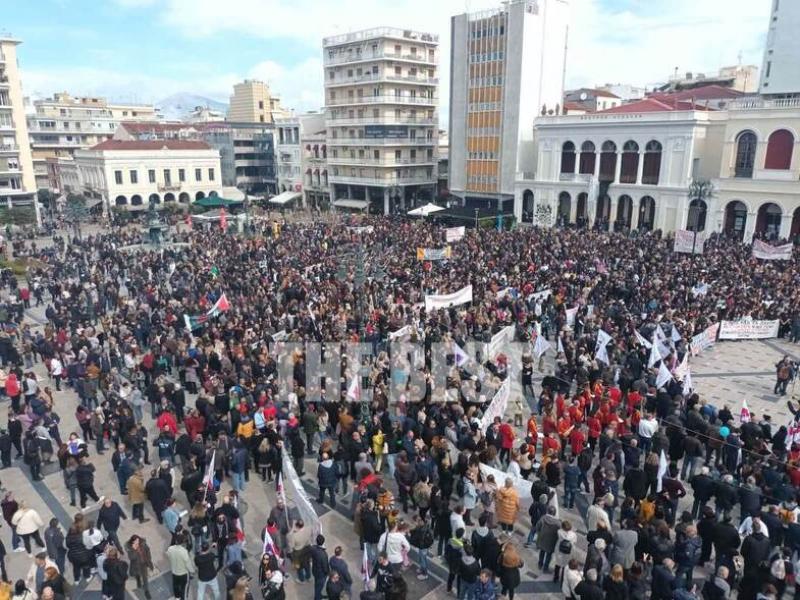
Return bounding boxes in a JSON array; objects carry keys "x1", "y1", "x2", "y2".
[
  {"x1": 195, "y1": 168, "x2": 202, "y2": 182},
  {"x1": 148, "y1": 169, "x2": 156, "y2": 183},
  {"x1": 765, "y1": 61, "x2": 772, "y2": 78},
  {"x1": 579, "y1": 141, "x2": 596, "y2": 175},
  {"x1": 560, "y1": 141, "x2": 576, "y2": 174},
  {"x1": 258, "y1": 100, "x2": 264, "y2": 109},
  {"x1": 734, "y1": 131, "x2": 757, "y2": 178},
  {"x1": 179, "y1": 168, "x2": 185, "y2": 182},
  {"x1": 619, "y1": 141, "x2": 639, "y2": 183},
  {"x1": 642, "y1": 140, "x2": 662, "y2": 185},
  {"x1": 130, "y1": 170, "x2": 138, "y2": 184},
  {"x1": 163, "y1": 169, "x2": 171, "y2": 184},
  {"x1": 764, "y1": 129, "x2": 794, "y2": 170},
  {"x1": 373, "y1": 150, "x2": 380, "y2": 160},
  {"x1": 208, "y1": 168, "x2": 215, "y2": 181},
  {"x1": 114, "y1": 170, "x2": 123, "y2": 185}
]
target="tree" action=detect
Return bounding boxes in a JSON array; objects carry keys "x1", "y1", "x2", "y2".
[
  {"x1": 0, "y1": 206, "x2": 36, "y2": 226},
  {"x1": 65, "y1": 193, "x2": 89, "y2": 239}
]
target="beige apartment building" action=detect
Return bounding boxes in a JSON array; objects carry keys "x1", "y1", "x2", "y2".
[
  {"x1": 0, "y1": 37, "x2": 37, "y2": 222},
  {"x1": 27, "y1": 92, "x2": 158, "y2": 193},
  {"x1": 323, "y1": 27, "x2": 439, "y2": 214},
  {"x1": 227, "y1": 80, "x2": 289, "y2": 124}
]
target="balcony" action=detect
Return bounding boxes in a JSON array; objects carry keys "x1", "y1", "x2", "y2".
[
  {"x1": 0, "y1": 120, "x2": 14, "y2": 132},
  {"x1": 0, "y1": 144, "x2": 18, "y2": 153},
  {"x1": 728, "y1": 97, "x2": 800, "y2": 111},
  {"x1": 329, "y1": 174, "x2": 434, "y2": 186},
  {"x1": 327, "y1": 138, "x2": 436, "y2": 146},
  {"x1": 327, "y1": 95, "x2": 437, "y2": 107},
  {"x1": 558, "y1": 173, "x2": 592, "y2": 182},
  {"x1": 326, "y1": 116, "x2": 436, "y2": 126},
  {"x1": 0, "y1": 168, "x2": 21, "y2": 177},
  {"x1": 324, "y1": 27, "x2": 438, "y2": 47},
  {"x1": 326, "y1": 73, "x2": 438, "y2": 87},
  {"x1": 328, "y1": 157, "x2": 436, "y2": 166}
]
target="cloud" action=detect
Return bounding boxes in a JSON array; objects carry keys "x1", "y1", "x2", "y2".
[{"x1": 248, "y1": 57, "x2": 324, "y2": 112}]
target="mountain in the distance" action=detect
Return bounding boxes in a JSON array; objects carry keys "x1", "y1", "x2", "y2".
[{"x1": 156, "y1": 93, "x2": 228, "y2": 121}]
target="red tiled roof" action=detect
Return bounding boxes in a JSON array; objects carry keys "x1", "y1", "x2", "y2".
[
  {"x1": 598, "y1": 97, "x2": 714, "y2": 114},
  {"x1": 649, "y1": 85, "x2": 746, "y2": 102},
  {"x1": 564, "y1": 102, "x2": 589, "y2": 111},
  {"x1": 89, "y1": 140, "x2": 212, "y2": 151},
  {"x1": 119, "y1": 121, "x2": 195, "y2": 133}
]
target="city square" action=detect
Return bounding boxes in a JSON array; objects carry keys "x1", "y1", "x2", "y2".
[{"x1": 1, "y1": 1, "x2": 800, "y2": 600}]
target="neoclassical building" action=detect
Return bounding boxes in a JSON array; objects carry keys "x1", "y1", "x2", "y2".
[{"x1": 515, "y1": 93, "x2": 800, "y2": 240}]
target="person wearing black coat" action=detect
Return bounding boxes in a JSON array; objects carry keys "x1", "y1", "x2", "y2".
[
  {"x1": 66, "y1": 526, "x2": 94, "y2": 582},
  {"x1": 713, "y1": 476, "x2": 738, "y2": 519},
  {"x1": 737, "y1": 478, "x2": 762, "y2": 520},
  {"x1": 712, "y1": 517, "x2": 741, "y2": 566},
  {"x1": 310, "y1": 536, "x2": 330, "y2": 600},
  {"x1": 575, "y1": 570, "x2": 604, "y2": 600},
  {"x1": 650, "y1": 561, "x2": 676, "y2": 600},
  {"x1": 689, "y1": 469, "x2": 715, "y2": 518},
  {"x1": 740, "y1": 530, "x2": 770, "y2": 576},
  {"x1": 144, "y1": 471, "x2": 170, "y2": 523},
  {"x1": 622, "y1": 467, "x2": 648, "y2": 502},
  {"x1": 696, "y1": 506, "x2": 716, "y2": 564},
  {"x1": 75, "y1": 460, "x2": 100, "y2": 508}
]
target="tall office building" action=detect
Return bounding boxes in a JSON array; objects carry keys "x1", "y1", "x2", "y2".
[
  {"x1": 759, "y1": 0, "x2": 800, "y2": 96},
  {"x1": 0, "y1": 36, "x2": 38, "y2": 221},
  {"x1": 323, "y1": 27, "x2": 439, "y2": 214},
  {"x1": 449, "y1": 0, "x2": 569, "y2": 211},
  {"x1": 227, "y1": 80, "x2": 289, "y2": 124}
]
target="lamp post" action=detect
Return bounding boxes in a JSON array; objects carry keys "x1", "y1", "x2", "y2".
[
  {"x1": 474, "y1": 207, "x2": 479, "y2": 229},
  {"x1": 687, "y1": 179, "x2": 713, "y2": 258}
]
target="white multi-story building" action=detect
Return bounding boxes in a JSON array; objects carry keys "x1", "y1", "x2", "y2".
[
  {"x1": 514, "y1": 90, "x2": 800, "y2": 240},
  {"x1": 323, "y1": 27, "x2": 439, "y2": 214},
  {"x1": 759, "y1": 0, "x2": 800, "y2": 97},
  {"x1": 27, "y1": 92, "x2": 158, "y2": 192},
  {"x1": 274, "y1": 116, "x2": 302, "y2": 200},
  {"x1": 73, "y1": 139, "x2": 222, "y2": 213},
  {"x1": 299, "y1": 113, "x2": 329, "y2": 210},
  {"x1": 449, "y1": 0, "x2": 569, "y2": 212},
  {"x1": 0, "y1": 37, "x2": 37, "y2": 220}
]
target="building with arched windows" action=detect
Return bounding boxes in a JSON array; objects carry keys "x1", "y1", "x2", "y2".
[{"x1": 514, "y1": 90, "x2": 800, "y2": 240}]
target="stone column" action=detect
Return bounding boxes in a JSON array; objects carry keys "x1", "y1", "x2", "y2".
[
  {"x1": 636, "y1": 151, "x2": 645, "y2": 184},
  {"x1": 780, "y1": 214, "x2": 793, "y2": 240},
  {"x1": 614, "y1": 152, "x2": 622, "y2": 184},
  {"x1": 383, "y1": 188, "x2": 390, "y2": 215},
  {"x1": 574, "y1": 152, "x2": 580, "y2": 175},
  {"x1": 609, "y1": 196, "x2": 618, "y2": 230},
  {"x1": 744, "y1": 211, "x2": 757, "y2": 242},
  {"x1": 632, "y1": 199, "x2": 641, "y2": 230}
]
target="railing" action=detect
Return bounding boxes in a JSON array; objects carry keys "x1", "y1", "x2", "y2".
[
  {"x1": 327, "y1": 138, "x2": 436, "y2": 146},
  {"x1": 558, "y1": 173, "x2": 592, "y2": 182},
  {"x1": 328, "y1": 174, "x2": 434, "y2": 185},
  {"x1": 728, "y1": 96, "x2": 800, "y2": 110},
  {"x1": 326, "y1": 117, "x2": 436, "y2": 125},
  {"x1": 327, "y1": 73, "x2": 437, "y2": 86},
  {"x1": 323, "y1": 27, "x2": 438, "y2": 46},
  {"x1": 327, "y1": 157, "x2": 436, "y2": 166},
  {"x1": 0, "y1": 144, "x2": 18, "y2": 152},
  {"x1": 327, "y1": 95, "x2": 437, "y2": 106},
  {"x1": 324, "y1": 50, "x2": 437, "y2": 66}
]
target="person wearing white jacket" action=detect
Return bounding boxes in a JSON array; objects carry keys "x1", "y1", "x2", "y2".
[
  {"x1": 377, "y1": 522, "x2": 410, "y2": 567},
  {"x1": 11, "y1": 502, "x2": 45, "y2": 556}
]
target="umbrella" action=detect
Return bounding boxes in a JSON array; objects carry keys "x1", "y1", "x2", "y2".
[{"x1": 407, "y1": 202, "x2": 445, "y2": 217}]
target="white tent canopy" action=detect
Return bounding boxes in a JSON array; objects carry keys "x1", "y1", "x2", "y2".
[
  {"x1": 333, "y1": 199, "x2": 370, "y2": 210},
  {"x1": 407, "y1": 202, "x2": 444, "y2": 217},
  {"x1": 269, "y1": 191, "x2": 301, "y2": 205}
]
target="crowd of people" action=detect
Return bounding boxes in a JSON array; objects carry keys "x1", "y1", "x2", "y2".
[{"x1": 0, "y1": 215, "x2": 798, "y2": 600}]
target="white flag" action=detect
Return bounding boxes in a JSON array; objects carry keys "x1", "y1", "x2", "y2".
[
  {"x1": 453, "y1": 342, "x2": 469, "y2": 367},
  {"x1": 203, "y1": 450, "x2": 216, "y2": 487},
  {"x1": 648, "y1": 334, "x2": 662, "y2": 368},
  {"x1": 656, "y1": 450, "x2": 668, "y2": 492},
  {"x1": 534, "y1": 334, "x2": 551, "y2": 358},
  {"x1": 557, "y1": 336, "x2": 565, "y2": 354},
  {"x1": 682, "y1": 368, "x2": 693, "y2": 395},
  {"x1": 346, "y1": 373, "x2": 361, "y2": 401},
  {"x1": 671, "y1": 325, "x2": 682, "y2": 343},
  {"x1": 656, "y1": 362, "x2": 673, "y2": 389},
  {"x1": 740, "y1": 399, "x2": 751, "y2": 424},
  {"x1": 635, "y1": 330, "x2": 653, "y2": 350},
  {"x1": 673, "y1": 353, "x2": 689, "y2": 381},
  {"x1": 595, "y1": 329, "x2": 612, "y2": 364}
]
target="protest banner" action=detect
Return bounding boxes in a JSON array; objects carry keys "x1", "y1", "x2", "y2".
[
  {"x1": 416, "y1": 246, "x2": 452, "y2": 261},
  {"x1": 479, "y1": 379, "x2": 511, "y2": 431},
  {"x1": 425, "y1": 285, "x2": 473, "y2": 311},
  {"x1": 281, "y1": 449, "x2": 321, "y2": 537},
  {"x1": 719, "y1": 319, "x2": 780, "y2": 340},
  {"x1": 528, "y1": 288, "x2": 552, "y2": 303},
  {"x1": 348, "y1": 226, "x2": 374, "y2": 234},
  {"x1": 388, "y1": 325, "x2": 413, "y2": 341},
  {"x1": 752, "y1": 239, "x2": 793, "y2": 260},
  {"x1": 565, "y1": 306, "x2": 578, "y2": 328},
  {"x1": 673, "y1": 229, "x2": 705, "y2": 254},
  {"x1": 479, "y1": 462, "x2": 531, "y2": 500},
  {"x1": 445, "y1": 226, "x2": 465, "y2": 243},
  {"x1": 690, "y1": 322, "x2": 719, "y2": 355},
  {"x1": 488, "y1": 324, "x2": 516, "y2": 358}
]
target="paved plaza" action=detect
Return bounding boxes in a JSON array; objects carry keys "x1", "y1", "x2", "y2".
[{"x1": 2, "y1": 274, "x2": 797, "y2": 599}]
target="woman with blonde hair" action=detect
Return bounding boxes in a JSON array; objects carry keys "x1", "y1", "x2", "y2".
[{"x1": 602, "y1": 564, "x2": 628, "y2": 600}]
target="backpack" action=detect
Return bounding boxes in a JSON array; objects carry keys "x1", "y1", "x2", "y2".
[
  {"x1": 479, "y1": 489, "x2": 493, "y2": 506},
  {"x1": 558, "y1": 538, "x2": 573, "y2": 554},
  {"x1": 456, "y1": 477, "x2": 466, "y2": 498}
]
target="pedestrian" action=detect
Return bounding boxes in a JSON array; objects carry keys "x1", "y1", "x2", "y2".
[
  {"x1": 534, "y1": 505, "x2": 561, "y2": 573},
  {"x1": 195, "y1": 542, "x2": 221, "y2": 600},
  {"x1": 316, "y1": 452, "x2": 337, "y2": 508},
  {"x1": 497, "y1": 536, "x2": 523, "y2": 600},
  {"x1": 125, "y1": 535, "x2": 154, "y2": 600},
  {"x1": 11, "y1": 502, "x2": 45, "y2": 557},
  {"x1": 408, "y1": 515, "x2": 434, "y2": 581},
  {"x1": 495, "y1": 478, "x2": 520, "y2": 534},
  {"x1": 102, "y1": 546, "x2": 129, "y2": 600},
  {"x1": 64, "y1": 525, "x2": 93, "y2": 585},
  {"x1": 96, "y1": 498, "x2": 127, "y2": 554},
  {"x1": 126, "y1": 467, "x2": 148, "y2": 524},
  {"x1": 75, "y1": 457, "x2": 101, "y2": 509},
  {"x1": 166, "y1": 532, "x2": 195, "y2": 600},
  {"x1": 554, "y1": 520, "x2": 577, "y2": 583},
  {"x1": 43, "y1": 519, "x2": 66, "y2": 575}
]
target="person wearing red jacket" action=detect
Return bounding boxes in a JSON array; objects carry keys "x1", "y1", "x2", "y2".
[
  {"x1": 567, "y1": 400, "x2": 584, "y2": 424},
  {"x1": 542, "y1": 432, "x2": 560, "y2": 457},
  {"x1": 541, "y1": 411, "x2": 557, "y2": 437},
  {"x1": 498, "y1": 421, "x2": 515, "y2": 465},
  {"x1": 557, "y1": 415, "x2": 573, "y2": 459},
  {"x1": 184, "y1": 410, "x2": 206, "y2": 440},
  {"x1": 569, "y1": 425, "x2": 586, "y2": 456}
]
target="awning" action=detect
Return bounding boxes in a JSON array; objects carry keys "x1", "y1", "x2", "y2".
[
  {"x1": 194, "y1": 196, "x2": 243, "y2": 209},
  {"x1": 85, "y1": 197, "x2": 103, "y2": 209},
  {"x1": 407, "y1": 202, "x2": 444, "y2": 217},
  {"x1": 333, "y1": 199, "x2": 370, "y2": 210},
  {"x1": 269, "y1": 191, "x2": 301, "y2": 205}
]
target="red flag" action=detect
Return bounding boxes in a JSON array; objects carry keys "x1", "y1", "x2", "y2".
[
  {"x1": 220, "y1": 208, "x2": 228, "y2": 231},
  {"x1": 185, "y1": 213, "x2": 192, "y2": 230}
]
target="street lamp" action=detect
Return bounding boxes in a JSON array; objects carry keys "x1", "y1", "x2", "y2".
[
  {"x1": 474, "y1": 207, "x2": 479, "y2": 229},
  {"x1": 687, "y1": 179, "x2": 713, "y2": 256}
]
